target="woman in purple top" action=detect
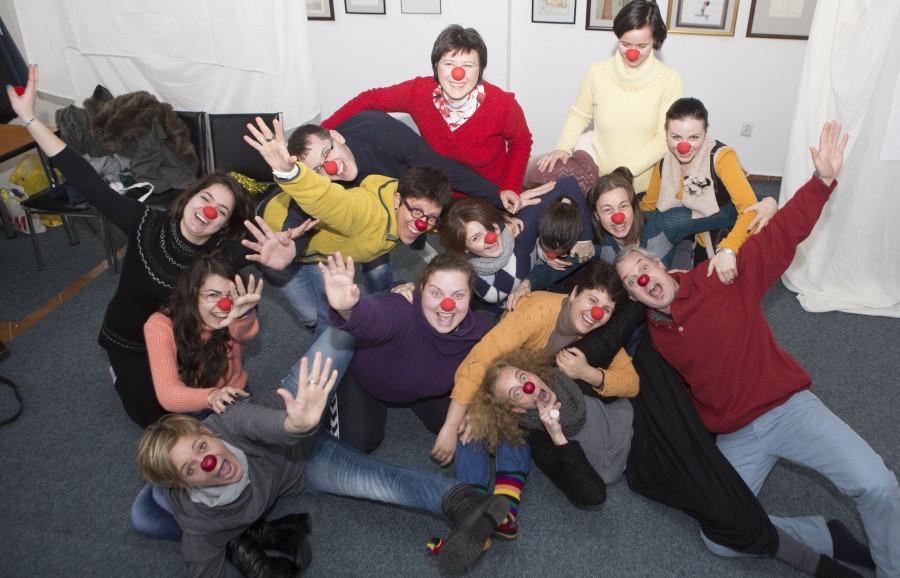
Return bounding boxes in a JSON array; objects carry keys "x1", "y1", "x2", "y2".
[{"x1": 320, "y1": 251, "x2": 491, "y2": 454}]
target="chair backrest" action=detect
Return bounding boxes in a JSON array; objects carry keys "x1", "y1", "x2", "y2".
[
  {"x1": 174, "y1": 111, "x2": 209, "y2": 177},
  {"x1": 206, "y1": 112, "x2": 281, "y2": 182}
]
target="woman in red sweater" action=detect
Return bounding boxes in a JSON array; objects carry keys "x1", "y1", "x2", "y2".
[{"x1": 322, "y1": 25, "x2": 533, "y2": 214}]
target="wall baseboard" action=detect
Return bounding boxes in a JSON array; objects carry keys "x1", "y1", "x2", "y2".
[{"x1": 747, "y1": 174, "x2": 782, "y2": 182}]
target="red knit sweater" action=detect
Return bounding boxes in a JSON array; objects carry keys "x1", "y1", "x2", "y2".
[
  {"x1": 323, "y1": 77, "x2": 533, "y2": 195},
  {"x1": 646, "y1": 175, "x2": 836, "y2": 433}
]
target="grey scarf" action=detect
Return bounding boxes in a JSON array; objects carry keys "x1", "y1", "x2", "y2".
[
  {"x1": 189, "y1": 440, "x2": 251, "y2": 508},
  {"x1": 468, "y1": 226, "x2": 515, "y2": 276},
  {"x1": 519, "y1": 369, "x2": 586, "y2": 438}
]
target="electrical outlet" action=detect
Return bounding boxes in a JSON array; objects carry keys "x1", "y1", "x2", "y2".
[{"x1": 740, "y1": 122, "x2": 754, "y2": 137}]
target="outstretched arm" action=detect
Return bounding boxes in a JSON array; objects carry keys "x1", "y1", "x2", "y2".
[
  {"x1": 6, "y1": 64, "x2": 66, "y2": 156},
  {"x1": 277, "y1": 352, "x2": 339, "y2": 435},
  {"x1": 318, "y1": 252, "x2": 360, "y2": 321}
]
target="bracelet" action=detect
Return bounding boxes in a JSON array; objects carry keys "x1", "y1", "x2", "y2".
[
  {"x1": 23, "y1": 117, "x2": 36, "y2": 128},
  {"x1": 715, "y1": 247, "x2": 736, "y2": 257}
]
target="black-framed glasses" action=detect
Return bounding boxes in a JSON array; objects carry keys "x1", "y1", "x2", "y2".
[
  {"x1": 201, "y1": 289, "x2": 232, "y2": 303},
  {"x1": 311, "y1": 137, "x2": 335, "y2": 175},
  {"x1": 401, "y1": 198, "x2": 441, "y2": 226}
]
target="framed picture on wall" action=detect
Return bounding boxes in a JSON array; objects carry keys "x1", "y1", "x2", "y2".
[
  {"x1": 586, "y1": 0, "x2": 632, "y2": 30},
  {"x1": 747, "y1": 0, "x2": 817, "y2": 40},
  {"x1": 345, "y1": 0, "x2": 385, "y2": 15},
  {"x1": 533, "y1": 0, "x2": 577, "y2": 25},
  {"x1": 401, "y1": 0, "x2": 441, "y2": 14},
  {"x1": 666, "y1": 0, "x2": 738, "y2": 36},
  {"x1": 306, "y1": 0, "x2": 335, "y2": 20}
]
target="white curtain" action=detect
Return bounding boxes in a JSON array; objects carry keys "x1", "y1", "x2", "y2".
[
  {"x1": 779, "y1": 0, "x2": 900, "y2": 317},
  {"x1": 9, "y1": 0, "x2": 320, "y2": 128}
]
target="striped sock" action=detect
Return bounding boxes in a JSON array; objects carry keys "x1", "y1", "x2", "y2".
[{"x1": 492, "y1": 471, "x2": 525, "y2": 540}]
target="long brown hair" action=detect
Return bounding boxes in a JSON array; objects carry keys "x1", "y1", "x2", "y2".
[
  {"x1": 468, "y1": 349, "x2": 557, "y2": 452},
  {"x1": 169, "y1": 172, "x2": 254, "y2": 242},
  {"x1": 439, "y1": 197, "x2": 504, "y2": 253},
  {"x1": 587, "y1": 167, "x2": 644, "y2": 247},
  {"x1": 161, "y1": 250, "x2": 238, "y2": 391}
]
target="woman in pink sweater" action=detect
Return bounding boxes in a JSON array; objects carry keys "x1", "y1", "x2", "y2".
[
  {"x1": 143, "y1": 250, "x2": 263, "y2": 415},
  {"x1": 322, "y1": 25, "x2": 533, "y2": 214}
]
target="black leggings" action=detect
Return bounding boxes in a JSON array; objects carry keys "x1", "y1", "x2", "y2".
[
  {"x1": 336, "y1": 373, "x2": 450, "y2": 454},
  {"x1": 107, "y1": 347, "x2": 165, "y2": 428}
]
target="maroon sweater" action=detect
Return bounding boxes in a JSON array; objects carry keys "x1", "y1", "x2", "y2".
[
  {"x1": 323, "y1": 77, "x2": 533, "y2": 195},
  {"x1": 647, "y1": 175, "x2": 836, "y2": 433}
]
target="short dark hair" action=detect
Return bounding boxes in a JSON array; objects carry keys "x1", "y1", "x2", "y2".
[
  {"x1": 538, "y1": 197, "x2": 582, "y2": 255},
  {"x1": 587, "y1": 166, "x2": 644, "y2": 247},
  {"x1": 572, "y1": 260, "x2": 628, "y2": 311},
  {"x1": 665, "y1": 97, "x2": 709, "y2": 130},
  {"x1": 431, "y1": 25, "x2": 488, "y2": 84},
  {"x1": 398, "y1": 166, "x2": 453, "y2": 209},
  {"x1": 287, "y1": 124, "x2": 331, "y2": 160},
  {"x1": 170, "y1": 172, "x2": 254, "y2": 242},
  {"x1": 613, "y1": 0, "x2": 667, "y2": 50},
  {"x1": 416, "y1": 251, "x2": 477, "y2": 295},
  {"x1": 439, "y1": 197, "x2": 504, "y2": 253}
]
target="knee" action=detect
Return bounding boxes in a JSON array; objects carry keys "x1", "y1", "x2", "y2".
[
  {"x1": 856, "y1": 466, "x2": 900, "y2": 504},
  {"x1": 701, "y1": 531, "x2": 742, "y2": 558}
]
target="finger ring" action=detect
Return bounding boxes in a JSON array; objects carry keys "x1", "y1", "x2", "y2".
[
  {"x1": 308, "y1": 380, "x2": 317, "y2": 386},
  {"x1": 264, "y1": 135, "x2": 275, "y2": 142}
]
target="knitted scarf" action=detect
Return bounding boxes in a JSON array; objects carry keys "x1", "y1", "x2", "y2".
[
  {"x1": 432, "y1": 84, "x2": 485, "y2": 131},
  {"x1": 519, "y1": 369, "x2": 586, "y2": 438},
  {"x1": 656, "y1": 137, "x2": 719, "y2": 218},
  {"x1": 468, "y1": 226, "x2": 515, "y2": 275},
  {"x1": 545, "y1": 298, "x2": 582, "y2": 355},
  {"x1": 188, "y1": 440, "x2": 251, "y2": 507}
]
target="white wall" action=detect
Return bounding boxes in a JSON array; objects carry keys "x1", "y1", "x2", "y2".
[{"x1": 310, "y1": 0, "x2": 810, "y2": 177}]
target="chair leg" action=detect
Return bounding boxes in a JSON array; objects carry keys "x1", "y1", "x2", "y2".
[
  {"x1": 24, "y1": 208, "x2": 44, "y2": 269},
  {"x1": 61, "y1": 215, "x2": 81, "y2": 245},
  {"x1": 99, "y1": 216, "x2": 119, "y2": 274}
]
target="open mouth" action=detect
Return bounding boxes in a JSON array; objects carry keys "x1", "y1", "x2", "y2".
[
  {"x1": 537, "y1": 389, "x2": 549, "y2": 402},
  {"x1": 580, "y1": 313, "x2": 597, "y2": 330},
  {"x1": 218, "y1": 459, "x2": 234, "y2": 479},
  {"x1": 647, "y1": 282, "x2": 664, "y2": 299}
]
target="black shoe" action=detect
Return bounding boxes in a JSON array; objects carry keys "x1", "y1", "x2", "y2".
[
  {"x1": 827, "y1": 519, "x2": 875, "y2": 569},
  {"x1": 247, "y1": 514, "x2": 312, "y2": 570},
  {"x1": 438, "y1": 484, "x2": 510, "y2": 571},
  {"x1": 0, "y1": 340, "x2": 9, "y2": 361},
  {"x1": 226, "y1": 530, "x2": 303, "y2": 578},
  {"x1": 815, "y1": 554, "x2": 864, "y2": 578}
]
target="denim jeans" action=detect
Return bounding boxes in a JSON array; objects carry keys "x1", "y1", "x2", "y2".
[
  {"x1": 303, "y1": 431, "x2": 456, "y2": 514},
  {"x1": 702, "y1": 390, "x2": 900, "y2": 577},
  {"x1": 280, "y1": 325, "x2": 356, "y2": 405},
  {"x1": 131, "y1": 483, "x2": 182, "y2": 541},
  {"x1": 454, "y1": 438, "x2": 531, "y2": 488}
]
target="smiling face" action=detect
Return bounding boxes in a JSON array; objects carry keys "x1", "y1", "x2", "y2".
[
  {"x1": 301, "y1": 131, "x2": 359, "y2": 182},
  {"x1": 420, "y1": 270, "x2": 471, "y2": 333},
  {"x1": 463, "y1": 220, "x2": 503, "y2": 257},
  {"x1": 615, "y1": 251, "x2": 679, "y2": 314},
  {"x1": 593, "y1": 187, "x2": 634, "y2": 243},
  {"x1": 180, "y1": 184, "x2": 235, "y2": 244},
  {"x1": 667, "y1": 117, "x2": 707, "y2": 165},
  {"x1": 436, "y1": 49, "x2": 481, "y2": 104},
  {"x1": 568, "y1": 286, "x2": 616, "y2": 335},
  {"x1": 197, "y1": 273, "x2": 236, "y2": 329},
  {"x1": 394, "y1": 193, "x2": 443, "y2": 245},
  {"x1": 494, "y1": 367, "x2": 556, "y2": 414},
  {"x1": 618, "y1": 25, "x2": 654, "y2": 69},
  {"x1": 168, "y1": 433, "x2": 244, "y2": 488}
]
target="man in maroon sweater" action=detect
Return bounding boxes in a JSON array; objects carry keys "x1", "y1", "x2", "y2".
[{"x1": 615, "y1": 122, "x2": 899, "y2": 577}]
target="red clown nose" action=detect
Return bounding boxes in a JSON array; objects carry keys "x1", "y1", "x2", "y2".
[
  {"x1": 201, "y1": 455, "x2": 217, "y2": 472},
  {"x1": 625, "y1": 49, "x2": 640, "y2": 62},
  {"x1": 323, "y1": 160, "x2": 339, "y2": 175},
  {"x1": 202, "y1": 206, "x2": 218, "y2": 220},
  {"x1": 590, "y1": 306, "x2": 604, "y2": 321},
  {"x1": 217, "y1": 297, "x2": 233, "y2": 312},
  {"x1": 440, "y1": 298, "x2": 455, "y2": 312},
  {"x1": 637, "y1": 274, "x2": 650, "y2": 287},
  {"x1": 523, "y1": 381, "x2": 535, "y2": 394},
  {"x1": 677, "y1": 142, "x2": 692, "y2": 155},
  {"x1": 415, "y1": 219, "x2": 428, "y2": 231},
  {"x1": 611, "y1": 212, "x2": 625, "y2": 224},
  {"x1": 546, "y1": 252, "x2": 558, "y2": 260},
  {"x1": 451, "y1": 66, "x2": 466, "y2": 80},
  {"x1": 483, "y1": 231, "x2": 497, "y2": 245},
  {"x1": 13, "y1": 86, "x2": 25, "y2": 96}
]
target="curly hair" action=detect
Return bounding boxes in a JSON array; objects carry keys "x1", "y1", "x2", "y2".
[
  {"x1": 468, "y1": 349, "x2": 557, "y2": 453},
  {"x1": 161, "y1": 249, "x2": 239, "y2": 392},
  {"x1": 137, "y1": 414, "x2": 218, "y2": 489},
  {"x1": 169, "y1": 172, "x2": 254, "y2": 242}
]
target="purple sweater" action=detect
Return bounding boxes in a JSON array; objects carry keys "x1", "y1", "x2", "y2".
[{"x1": 329, "y1": 293, "x2": 491, "y2": 402}]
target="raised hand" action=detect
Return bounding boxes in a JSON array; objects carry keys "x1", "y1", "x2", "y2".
[
  {"x1": 277, "y1": 352, "x2": 339, "y2": 434},
  {"x1": 810, "y1": 121, "x2": 849, "y2": 186},
  {"x1": 241, "y1": 215, "x2": 319, "y2": 270},
  {"x1": 243, "y1": 117, "x2": 297, "y2": 173},
  {"x1": 535, "y1": 395, "x2": 565, "y2": 443},
  {"x1": 6, "y1": 63, "x2": 37, "y2": 121},
  {"x1": 318, "y1": 252, "x2": 360, "y2": 318},
  {"x1": 219, "y1": 274, "x2": 263, "y2": 328}
]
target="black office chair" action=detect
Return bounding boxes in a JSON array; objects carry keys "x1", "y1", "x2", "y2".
[{"x1": 206, "y1": 112, "x2": 282, "y2": 196}]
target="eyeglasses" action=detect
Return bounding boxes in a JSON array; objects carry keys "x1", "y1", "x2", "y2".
[
  {"x1": 311, "y1": 137, "x2": 335, "y2": 175},
  {"x1": 201, "y1": 289, "x2": 232, "y2": 303},
  {"x1": 401, "y1": 198, "x2": 441, "y2": 226}
]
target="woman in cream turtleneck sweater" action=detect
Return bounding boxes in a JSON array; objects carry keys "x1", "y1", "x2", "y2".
[{"x1": 533, "y1": 0, "x2": 682, "y2": 194}]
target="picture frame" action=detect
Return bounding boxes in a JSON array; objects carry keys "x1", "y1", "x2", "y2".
[
  {"x1": 306, "y1": 0, "x2": 335, "y2": 21},
  {"x1": 667, "y1": 0, "x2": 739, "y2": 36},
  {"x1": 533, "y1": 0, "x2": 577, "y2": 25},
  {"x1": 345, "y1": 0, "x2": 385, "y2": 15},
  {"x1": 747, "y1": 0, "x2": 817, "y2": 40},
  {"x1": 401, "y1": 0, "x2": 441, "y2": 14},
  {"x1": 586, "y1": 0, "x2": 632, "y2": 31}
]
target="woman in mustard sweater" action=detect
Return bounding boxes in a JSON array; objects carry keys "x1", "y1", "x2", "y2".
[{"x1": 533, "y1": 0, "x2": 681, "y2": 194}]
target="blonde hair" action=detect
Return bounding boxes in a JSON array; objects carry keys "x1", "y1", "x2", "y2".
[
  {"x1": 468, "y1": 349, "x2": 556, "y2": 452},
  {"x1": 136, "y1": 414, "x2": 217, "y2": 490}
]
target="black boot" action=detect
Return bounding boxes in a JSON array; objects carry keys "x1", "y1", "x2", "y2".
[
  {"x1": 247, "y1": 514, "x2": 313, "y2": 570},
  {"x1": 814, "y1": 554, "x2": 864, "y2": 578},
  {"x1": 226, "y1": 530, "x2": 303, "y2": 578},
  {"x1": 438, "y1": 484, "x2": 510, "y2": 571}
]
